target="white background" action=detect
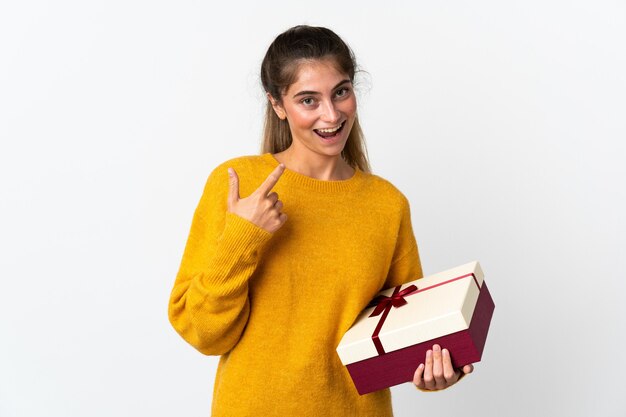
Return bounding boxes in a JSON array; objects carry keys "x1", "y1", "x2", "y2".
[{"x1": 1, "y1": 1, "x2": 625, "y2": 416}]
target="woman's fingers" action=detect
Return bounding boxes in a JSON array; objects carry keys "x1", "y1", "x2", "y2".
[
  {"x1": 267, "y1": 192, "x2": 284, "y2": 217},
  {"x1": 227, "y1": 167, "x2": 240, "y2": 210},
  {"x1": 227, "y1": 165, "x2": 288, "y2": 233},
  {"x1": 256, "y1": 164, "x2": 285, "y2": 196},
  {"x1": 442, "y1": 348, "x2": 457, "y2": 382},
  {"x1": 414, "y1": 345, "x2": 474, "y2": 392},
  {"x1": 423, "y1": 349, "x2": 436, "y2": 390},
  {"x1": 432, "y1": 345, "x2": 446, "y2": 389},
  {"x1": 413, "y1": 363, "x2": 425, "y2": 388},
  {"x1": 267, "y1": 191, "x2": 279, "y2": 205},
  {"x1": 462, "y1": 364, "x2": 474, "y2": 374}
]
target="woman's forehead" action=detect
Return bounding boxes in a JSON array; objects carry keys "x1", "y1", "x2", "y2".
[{"x1": 286, "y1": 59, "x2": 350, "y2": 94}]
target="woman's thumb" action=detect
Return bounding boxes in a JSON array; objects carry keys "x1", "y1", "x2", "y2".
[{"x1": 227, "y1": 167, "x2": 240, "y2": 208}]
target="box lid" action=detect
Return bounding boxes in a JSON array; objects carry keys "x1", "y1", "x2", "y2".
[{"x1": 336, "y1": 261, "x2": 484, "y2": 365}]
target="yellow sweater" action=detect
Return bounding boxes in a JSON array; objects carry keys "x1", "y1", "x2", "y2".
[{"x1": 168, "y1": 153, "x2": 423, "y2": 416}]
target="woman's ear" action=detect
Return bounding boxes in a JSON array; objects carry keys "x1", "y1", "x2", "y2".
[{"x1": 267, "y1": 93, "x2": 287, "y2": 120}]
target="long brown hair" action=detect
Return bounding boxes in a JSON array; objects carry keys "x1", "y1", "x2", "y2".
[{"x1": 260, "y1": 25, "x2": 371, "y2": 173}]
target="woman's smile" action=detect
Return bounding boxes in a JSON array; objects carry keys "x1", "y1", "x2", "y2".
[{"x1": 314, "y1": 120, "x2": 346, "y2": 141}]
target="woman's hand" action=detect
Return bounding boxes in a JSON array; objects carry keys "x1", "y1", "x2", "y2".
[
  {"x1": 227, "y1": 164, "x2": 288, "y2": 233},
  {"x1": 413, "y1": 344, "x2": 474, "y2": 391}
]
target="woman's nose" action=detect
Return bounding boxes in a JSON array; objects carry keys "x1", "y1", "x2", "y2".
[{"x1": 320, "y1": 100, "x2": 340, "y2": 123}]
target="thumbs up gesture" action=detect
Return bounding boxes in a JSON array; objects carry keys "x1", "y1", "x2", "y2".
[{"x1": 227, "y1": 164, "x2": 288, "y2": 233}]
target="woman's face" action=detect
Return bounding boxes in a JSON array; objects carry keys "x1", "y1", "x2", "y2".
[{"x1": 271, "y1": 59, "x2": 357, "y2": 159}]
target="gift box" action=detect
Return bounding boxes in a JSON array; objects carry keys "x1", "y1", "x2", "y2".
[{"x1": 336, "y1": 261, "x2": 495, "y2": 395}]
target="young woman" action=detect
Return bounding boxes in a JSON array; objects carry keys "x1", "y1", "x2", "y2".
[{"x1": 168, "y1": 25, "x2": 473, "y2": 416}]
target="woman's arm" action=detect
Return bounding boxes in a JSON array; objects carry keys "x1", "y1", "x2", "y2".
[
  {"x1": 168, "y1": 164, "x2": 276, "y2": 355},
  {"x1": 384, "y1": 194, "x2": 423, "y2": 289}
]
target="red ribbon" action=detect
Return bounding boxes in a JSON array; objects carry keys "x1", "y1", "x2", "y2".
[
  {"x1": 368, "y1": 284, "x2": 419, "y2": 355},
  {"x1": 367, "y1": 273, "x2": 479, "y2": 356},
  {"x1": 368, "y1": 285, "x2": 418, "y2": 317}
]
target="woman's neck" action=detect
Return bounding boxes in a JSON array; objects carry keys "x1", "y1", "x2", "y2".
[{"x1": 272, "y1": 147, "x2": 355, "y2": 181}]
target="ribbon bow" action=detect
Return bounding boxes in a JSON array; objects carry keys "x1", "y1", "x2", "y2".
[{"x1": 368, "y1": 284, "x2": 418, "y2": 317}]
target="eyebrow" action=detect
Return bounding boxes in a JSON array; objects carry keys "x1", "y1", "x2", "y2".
[{"x1": 292, "y1": 79, "x2": 351, "y2": 98}]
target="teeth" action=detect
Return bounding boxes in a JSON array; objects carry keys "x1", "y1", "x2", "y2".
[{"x1": 316, "y1": 123, "x2": 342, "y2": 133}]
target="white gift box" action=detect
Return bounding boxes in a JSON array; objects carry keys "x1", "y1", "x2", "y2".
[{"x1": 336, "y1": 261, "x2": 495, "y2": 394}]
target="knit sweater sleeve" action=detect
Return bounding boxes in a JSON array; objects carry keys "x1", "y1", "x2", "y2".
[
  {"x1": 168, "y1": 164, "x2": 274, "y2": 355},
  {"x1": 384, "y1": 194, "x2": 423, "y2": 288}
]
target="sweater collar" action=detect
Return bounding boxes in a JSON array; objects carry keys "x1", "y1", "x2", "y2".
[{"x1": 261, "y1": 153, "x2": 365, "y2": 193}]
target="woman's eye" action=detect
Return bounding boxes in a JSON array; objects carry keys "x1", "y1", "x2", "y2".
[
  {"x1": 301, "y1": 97, "x2": 315, "y2": 105},
  {"x1": 335, "y1": 88, "x2": 350, "y2": 97}
]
